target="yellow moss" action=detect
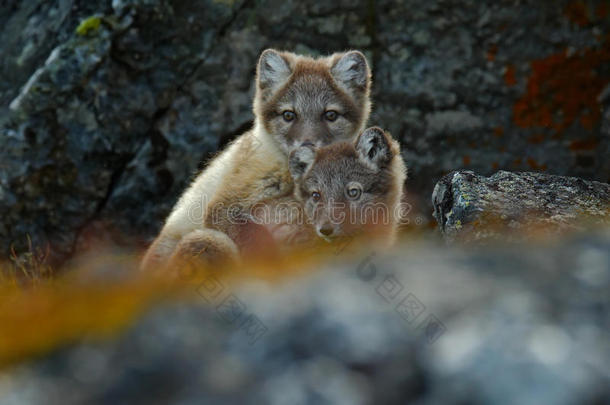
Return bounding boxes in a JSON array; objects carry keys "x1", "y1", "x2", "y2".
[
  {"x1": 0, "y1": 277, "x2": 172, "y2": 369},
  {"x1": 0, "y1": 237, "x2": 372, "y2": 370},
  {"x1": 76, "y1": 16, "x2": 101, "y2": 36}
]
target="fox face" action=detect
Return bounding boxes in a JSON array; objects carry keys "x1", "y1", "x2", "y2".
[
  {"x1": 254, "y1": 50, "x2": 371, "y2": 154},
  {"x1": 289, "y1": 127, "x2": 404, "y2": 241}
]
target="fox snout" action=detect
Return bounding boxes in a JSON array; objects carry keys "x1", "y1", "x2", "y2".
[
  {"x1": 314, "y1": 204, "x2": 349, "y2": 240},
  {"x1": 316, "y1": 220, "x2": 340, "y2": 240}
]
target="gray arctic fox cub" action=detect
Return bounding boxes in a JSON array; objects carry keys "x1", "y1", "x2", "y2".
[
  {"x1": 141, "y1": 49, "x2": 372, "y2": 269},
  {"x1": 289, "y1": 126, "x2": 407, "y2": 247}
]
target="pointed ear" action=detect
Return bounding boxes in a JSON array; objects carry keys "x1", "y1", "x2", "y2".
[
  {"x1": 256, "y1": 49, "x2": 292, "y2": 96},
  {"x1": 289, "y1": 145, "x2": 316, "y2": 180},
  {"x1": 355, "y1": 127, "x2": 393, "y2": 170},
  {"x1": 330, "y1": 51, "x2": 371, "y2": 98}
]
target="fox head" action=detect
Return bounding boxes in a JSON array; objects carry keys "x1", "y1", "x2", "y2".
[
  {"x1": 254, "y1": 49, "x2": 372, "y2": 154},
  {"x1": 289, "y1": 127, "x2": 406, "y2": 242}
]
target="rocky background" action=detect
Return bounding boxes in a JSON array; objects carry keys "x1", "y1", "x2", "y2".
[{"x1": 1, "y1": 0, "x2": 609, "y2": 264}]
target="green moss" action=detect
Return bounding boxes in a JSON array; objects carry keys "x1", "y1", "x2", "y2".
[{"x1": 76, "y1": 16, "x2": 101, "y2": 36}]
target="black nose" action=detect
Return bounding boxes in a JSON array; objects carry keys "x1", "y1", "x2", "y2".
[
  {"x1": 301, "y1": 141, "x2": 315, "y2": 147},
  {"x1": 319, "y1": 224, "x2": 334, "y2": 236}
]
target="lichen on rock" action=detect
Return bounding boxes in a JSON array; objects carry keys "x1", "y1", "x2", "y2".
[
  {"x1": 433, "y1": 170, "x2": 610, "y2": 243},
  {"x1": 75, "y1": 16, "x2": 102, "y2": 36}
]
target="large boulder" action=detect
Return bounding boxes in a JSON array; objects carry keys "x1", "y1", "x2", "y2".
[
  {"x1": 1, "y1": 0, "x2": 609, "y2": 262},
  {"x1": 432, "y1": 170, "x2": 610, "y2": 242}
]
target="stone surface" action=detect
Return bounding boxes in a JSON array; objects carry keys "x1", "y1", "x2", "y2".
[
  {"x1": 1, "y1": 0, "x2": 609, "y2": 262},
  {"x1": 1, "y1": 234, "x2": 610, "y2": 404},
  {"x1": 432, "y1": 170, "x2": 610, "y2": 242}
]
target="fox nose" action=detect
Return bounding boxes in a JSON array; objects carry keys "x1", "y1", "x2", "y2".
[
  {"x1": 301, "y1": 140, "x2": 315, "y2": 147},
  {"x1": 319, "y1": 224, "x2": 334, "y2": 237}
]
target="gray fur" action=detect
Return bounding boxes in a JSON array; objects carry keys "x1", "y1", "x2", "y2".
[
  {"x1": 292, "y1": 128, "x2": 399, "y2": 240},
  {"x1": 256, "y1": 50, "x2": 371, "y2": 155},
  {"x1": 355, "y1": 126, "x2": 392, "y2": 170},
  {"x1": 257, "y1": 50, "x2": 292, "y2": 94},
  {"x1": 331, "y1": 51, "x2": 369, "y2": 91},
  {"x1": 289, "y1": 145, "x2": 316, "y2": 180}
]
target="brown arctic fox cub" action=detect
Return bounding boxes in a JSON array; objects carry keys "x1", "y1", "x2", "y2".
[
  {"x1": 289, "y1": 127, "x2": 407, "y2": 247},
  {"x1": 141, "y1": 49, "x2": 371, "y2": 269}
]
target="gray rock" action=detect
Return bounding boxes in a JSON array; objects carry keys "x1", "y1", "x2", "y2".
[
  {"x1": 1, "y1": 234, "x2": 610, "y2": 404},
  {"x1": 425, "y1": 110, "x2": 483, "y2": 137},
  {"x1": 0, "y1": 0, "x2": 244, "y2": 263},
  {"x1": 432, "y1": 170, "x2": 610, "y2": 242}
]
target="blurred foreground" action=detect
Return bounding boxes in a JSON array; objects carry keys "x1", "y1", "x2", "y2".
[{"x1": 1, "y1": 231, "x2": 609, "y2": 405}]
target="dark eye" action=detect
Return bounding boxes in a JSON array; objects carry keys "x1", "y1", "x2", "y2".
[
  {"x1": 311, "y1": 191, "x2": 321, "y2": 201},
  {"x1": 282, "y1": 110, "x2": 296, "y2": 122},
  {"x1": 346, "y1": 183, "x2": 362, "y2": 200},
  {"x1": 324, "y1": 110, "x2": 338, "y2": 122}
]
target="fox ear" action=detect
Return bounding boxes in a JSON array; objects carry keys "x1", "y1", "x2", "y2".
[
  {"x1": 355, "y1": 127, "x2": 393, "y2": 170},
  {"x1": 257, "y1": 49, "x2": 292, "y2": 95},
  {"x1": 330, "y1": 51, "x2": 371, "y2": 97},
  {"x1": 289, "y1": 145, "x2": 316, "y2": 180}
]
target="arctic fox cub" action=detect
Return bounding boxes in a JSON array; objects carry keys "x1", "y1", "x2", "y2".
[{"x1": 289, "y1": 127, "x2": 407, "y2": 247}]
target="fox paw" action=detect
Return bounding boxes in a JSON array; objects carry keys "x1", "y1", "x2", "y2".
[{"x1": 170, "y1": 229, "x2": 240, "y2": 270}]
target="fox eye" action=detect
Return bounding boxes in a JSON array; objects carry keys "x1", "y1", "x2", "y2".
[
  {"x1": 346, "y1": 182, "x2": 362, "y2": 200},
  {"x1": 311, "y1": 191, "x2": 321, "y2": 201},
  {"x1": 324, "y1": 110, "x2": 338, "y2": 122},
  {"x1": 282, "y1": 110, "x2": 296, "y2": 122}
]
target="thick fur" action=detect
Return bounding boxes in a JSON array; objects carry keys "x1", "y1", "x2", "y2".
[
  {"x1": 141, "y1": 49, "x2": 371, "y2": 269},
  {"x1": 290, "y1": 127, "x2": 407, "y2": 247}
]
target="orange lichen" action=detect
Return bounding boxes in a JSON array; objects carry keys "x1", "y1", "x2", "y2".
[
  {"x1": 564, "y1": 1, "x2": 590, "y2": 27},
  {"x1": 487, "y1": 44, "x2": 498, "y2": 61},
  {"x1": 596, "y1": 3, "x2": 609, "y2": 18},
  {"x1": 513, "y1": 158, "x2": 522, "y2": 166},
  {"x1": 513, "y1": 45, "x2": 610, "y2": 133},
  {"x1": 462, "y1": 155, "x2": 471, "y2": 166},
  {"x1": 570, "y1": 137, "x2": 599, "y2": 151},
  {"x1": 528, "y1": 133, "x2": 545, "y2": 144},
  {"x1": 0, "y1": 235, "x2": 385, "y2": 369},
  {"x1": 0, "y1": 275, "x2": 172, "y2": 368},
  {"x1": 493, "y1": 127, "x2": 504, "y2": 138},
  {"x1": 504, "y1": 64, "x2": 517, "y2": 86},
  {"x1": 492, "y1": 162, "x2": 499, "y2": 170},
  {"x1": 526, "y1": 157, "x2": 547, "y2": 171}
]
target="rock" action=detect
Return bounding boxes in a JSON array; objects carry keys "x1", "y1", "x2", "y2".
[
  {"x1": 0, "y1": 0, "x2": 245, "y2": 263},
  {"x1": 432, "y1": 170, "x2": 610, "y2": 243},
  {"x1": 1, "y1": 234, "x2": 610, "y2": 403},
  {"x1": 425, "y1": 110, "x2": 483, "y2": 137}
]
